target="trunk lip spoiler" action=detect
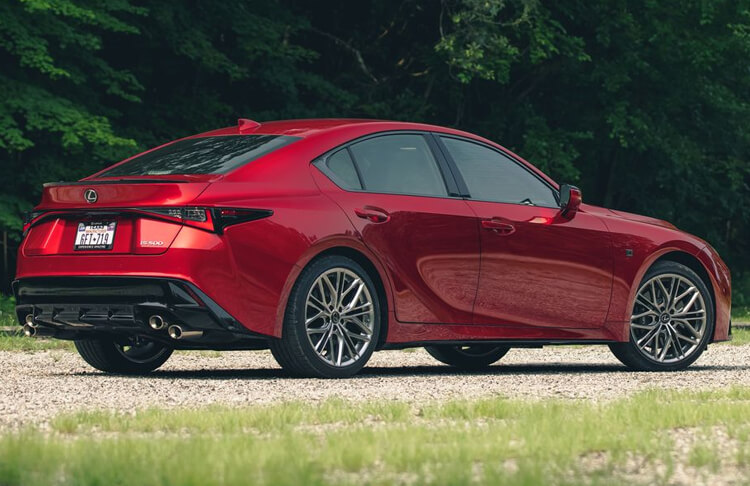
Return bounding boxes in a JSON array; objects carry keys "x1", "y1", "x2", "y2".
[{"x1": 43, "y1": 178, "x2": 205, "y2": 187}]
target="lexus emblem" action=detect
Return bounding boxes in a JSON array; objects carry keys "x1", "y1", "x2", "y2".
[{"x1": 84, "y1": 189, "x2": 98, "y2": 204}]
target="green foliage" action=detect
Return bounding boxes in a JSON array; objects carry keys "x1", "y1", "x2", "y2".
[{"x1": 0, "y1": 0, "x2": 748, "y2": 301}]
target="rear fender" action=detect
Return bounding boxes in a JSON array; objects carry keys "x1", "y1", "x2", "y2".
[{"x1": 273, "y1": 236, "x2": 395, "y2": 339}]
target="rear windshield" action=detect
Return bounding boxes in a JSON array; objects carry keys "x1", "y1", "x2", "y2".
[{"x1": 98, "y1": 135, "x2": 299, "y2": 177}]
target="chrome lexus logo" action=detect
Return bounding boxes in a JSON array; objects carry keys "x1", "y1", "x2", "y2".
[{"x1": 83, "y1": 189, "x2": 98, "y2": 204}]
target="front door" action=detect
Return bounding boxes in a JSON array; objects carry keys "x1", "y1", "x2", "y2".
[{"x1": 437, "y1": 135, "x2": 613, "y2": 329}]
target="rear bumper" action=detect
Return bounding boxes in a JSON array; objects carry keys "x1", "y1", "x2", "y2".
[{"x1": 13, "y1": 277, "x2": 268, "y2": 348}]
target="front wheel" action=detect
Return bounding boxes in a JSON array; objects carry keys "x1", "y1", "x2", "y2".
[
  {"x1": 270, "y1": 255, "x2": 381, "y2": 378},
  {"x1": 425, "y1": 344, "x2": 509, "y2": 369},
  {"x1": 609, "y1": 260, "x2": 714, "y2": 371},
  {"x1": 74, "y1": 336, "x2": 173, "y2": 374}
]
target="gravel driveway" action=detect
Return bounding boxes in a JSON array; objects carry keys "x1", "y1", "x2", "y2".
[{"x1": 1, "y1": 344, "x2": 749, "y2": 428}]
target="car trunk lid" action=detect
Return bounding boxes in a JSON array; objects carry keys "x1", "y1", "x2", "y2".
[{"x1": 24, "y1": 178, "x2": 214, "y2": 256}]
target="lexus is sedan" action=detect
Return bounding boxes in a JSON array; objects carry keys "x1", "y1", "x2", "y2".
[{"x1": 14, "y1": 119, "x2": 731, "y2": 378}]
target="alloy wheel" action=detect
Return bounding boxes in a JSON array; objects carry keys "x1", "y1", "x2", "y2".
[
  {"x1": 630, "y1": 273, "x2": 707, "y2": 364},
  {"x1": 304, "y1": 267, "x2": 375, "y2": 367}
]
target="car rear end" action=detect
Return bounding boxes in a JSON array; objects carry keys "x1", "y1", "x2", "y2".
[{"x1": 14, "y1": 132, "x2": 299, "y2": 350}]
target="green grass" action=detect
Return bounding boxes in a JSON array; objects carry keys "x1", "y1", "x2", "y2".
[
  {"x1": 733, "y1": 307, "x2": 750, "y2": 323},
  {"x1": 0, "y1": 331, "x2": 74, "y2": 351},
  {"x1": 2, "y1": 388, "x2": 750, "y2": 486},
  {"x1": 724, "y1": 327, "x2": 750, "y2": 346}
]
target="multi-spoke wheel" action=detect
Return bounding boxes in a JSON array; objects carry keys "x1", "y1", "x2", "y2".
[
  {"x1": 74, "y1": 336, "x2": 173, "y2": 374},
  {"x1": 425, "y1": 344, "x2": 509, "y2": 370},
  {"x1": 610, "y1": 260, "x2": 714, "y2": 371},
  {"x1": 270, "y1": 255, "x2": 381, "y2": 378}
]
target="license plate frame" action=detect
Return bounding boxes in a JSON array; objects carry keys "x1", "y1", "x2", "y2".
[{"x1": 74, "y1": 221, "x2": 117, "y2": 251}]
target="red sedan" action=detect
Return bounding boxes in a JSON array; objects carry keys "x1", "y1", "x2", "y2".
[{"x1": 14, "y1": 119, "x2": 732, "y2": 377}]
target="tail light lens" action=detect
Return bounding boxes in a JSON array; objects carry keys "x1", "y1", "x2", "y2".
[
  {"x1": 212, "y1": 208, "x2": 273, "y2": 234},
  {"x1": 22, "y1": 207, "x2": 272, "y2": 235},
  {"x1": 22, "y1": 211, "x2": 46, "y2": 235},
  {"x1": 140, "y1": 207, "x2": 271, "y2": 233}
]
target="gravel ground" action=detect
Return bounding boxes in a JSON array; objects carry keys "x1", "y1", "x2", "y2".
[{"x1": 1, "y1": 344, "x2": 749, "y2": 428}]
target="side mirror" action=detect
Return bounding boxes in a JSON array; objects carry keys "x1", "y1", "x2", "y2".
[{"x1": 559, "y1": 184, "x2": 582, "y2": 218}]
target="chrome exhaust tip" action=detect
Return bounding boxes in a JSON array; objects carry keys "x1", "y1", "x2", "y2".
[
  {"x1": 22, "y1": 325, "x2": 55, "y2": 338},
  {"x1": 23, "y1": 324, "x2": 36, "y2": 337},
  {"x1": 24, "y1": 314, "x2": 37, "y2": 327},
  {"x1": 148, "y1": 315, "x2": 166, "y2": 331},
  {"x1": 167, "y1": 325, "x2": 203, "y2": 340}
]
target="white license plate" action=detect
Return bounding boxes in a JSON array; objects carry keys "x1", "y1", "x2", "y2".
[{"x1": 74, "y1": 221, "x2": 117, "y2": 251}]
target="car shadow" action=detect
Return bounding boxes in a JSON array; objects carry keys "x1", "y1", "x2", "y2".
[{"x1": 60, "y1": 362, "x2": 750, "y2": 380}]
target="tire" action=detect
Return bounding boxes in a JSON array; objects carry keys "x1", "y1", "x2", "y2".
[
  {"x1": 425, "y1": 344, "x2": 509, "y2": 370},
  {"x1": 74, "y1": 337, "x2": 173, "y2": 374},
  {"x1": 609, "y1": 260, "x2": 714, "y2": 371},
  {"x1": 270, "y1": 255, "x2": 381, "y2": 378}
]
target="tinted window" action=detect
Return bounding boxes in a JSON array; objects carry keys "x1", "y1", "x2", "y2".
[
  {"x1": 442, "y1": 137, "x2": 558, "y2": 207},
  {"x1": 99, "y1": 135, "x2": 298, "y2": 177},
  {"x1": 323, "y1": 149, "x2": 362, "y2": 190},
  {"x1": 349, "y1": 134, "x2": 447, "y2": 197}
]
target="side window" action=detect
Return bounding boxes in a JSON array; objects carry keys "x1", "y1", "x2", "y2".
[
  {"x1": 441, "y1": 137, "x2": 558, "y2": 207},
  {"x1": 321, "y1": 148, "x2": 362, "y2": 190},
  {"x1": 348, "y1": 134, "x2": 448, "y2": 197}
]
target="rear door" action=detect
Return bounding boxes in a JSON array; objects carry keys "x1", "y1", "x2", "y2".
[
  {"x1": 315, "y1": 132, "x2": 480, "y2": 324},
  {"x1": 436, "y1": 135, "x2": 614, "y2": 329}
]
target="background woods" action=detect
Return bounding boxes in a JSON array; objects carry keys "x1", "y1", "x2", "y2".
[{"x1": 0, "y1": 0, "x2": 748, "y2": 302}]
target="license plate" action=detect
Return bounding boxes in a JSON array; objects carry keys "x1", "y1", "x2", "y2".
[{"x1": 74, "y1": 221, "x2": 117, "y2": 251}]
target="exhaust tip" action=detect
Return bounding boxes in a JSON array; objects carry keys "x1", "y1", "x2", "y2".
[
  {"x1": 23, "y1": 324, "x2": 36, "y2": 337},
  {"x1": 148, "y1": 315, "x2": 166, "y2": 331},
  {"x1": 168, "y1": 325, "x2": 203, "y2": 340},
  {"x1": 168, "y1": 324, "x2": 183, "y2": 340}
]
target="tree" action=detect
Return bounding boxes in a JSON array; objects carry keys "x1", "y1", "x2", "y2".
[{"x1": 0, "y1": 0, "x2": 748, "y2": 302}]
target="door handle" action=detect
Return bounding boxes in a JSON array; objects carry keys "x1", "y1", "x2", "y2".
[
  {"x1": 355, "y1": 207, "x2": 390, "y2": 223},
  {"x1": 481, "y1": 219, "x2": 515, "y2": 235}
]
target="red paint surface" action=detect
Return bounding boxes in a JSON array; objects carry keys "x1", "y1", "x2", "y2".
[{"x1": 17, "y1": 119, "x2": 731, "y2": 343}]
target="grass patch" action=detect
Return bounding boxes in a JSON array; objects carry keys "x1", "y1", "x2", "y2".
[
  {"x1": 0, "y1": 331, "x2": 74, "y2": 352},
  {"x1": 733, "y1": 307, "x2": 750, "y2": 323},
  {"x1": 688, "y1": 441, "x2": 721, "y2": 472},
  {"x1": 2, "y1": 388, "x2": 750, "y2": 485},
  {"x1": 720, "y1": 327, "x2": 750, "y2": 346}
]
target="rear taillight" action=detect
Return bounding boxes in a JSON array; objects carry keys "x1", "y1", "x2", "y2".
[
  {"x1": 21, "y1": 207, "x2": 272, "y2": 235},
  {"x1": 22, "y1": 211, "x2": 46, "y2": 235},
  {"x1": 212, "y1": 208, "x2": 273, "y2": 234},
  {"x1": 139, "y1": 207, "x2": 271, "y2": 233}
]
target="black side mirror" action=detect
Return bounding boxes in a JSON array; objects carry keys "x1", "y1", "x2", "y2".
[{"x1": 559, "y1": 184, "x2": 582, "y2": 218}]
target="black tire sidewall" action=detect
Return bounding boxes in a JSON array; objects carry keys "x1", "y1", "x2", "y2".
[
  {"x1": 281, "y1": 255, "x2": 381, "y2": 378},
  {"x1": 74, "y1": 337, "x2": 173, "y2": 374},
  {"x1": 615, "y1": 260, "x2": 714, "y2": 371},
  {"x1": 425, "y1": 344, "x2": 509, "y2": 369}
]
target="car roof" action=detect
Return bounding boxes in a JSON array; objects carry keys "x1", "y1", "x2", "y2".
[
  {"x1": 193, "y1": 118, "x2": 483, "y2": 140},
  {"x1": 186, "y1": 118, "x2": 559, "y2": 190}
]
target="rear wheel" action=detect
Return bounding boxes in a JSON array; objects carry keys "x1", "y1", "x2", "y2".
[
  {"x1": 609, "y1": 260, "x2": 714, "y2": 371},
  {"x1": 425, "y1": 344, "x2": 509, "y2": 369},
  {"x1": 270, "y1": 255, "x2": 381, "y2": 378},
  {"x1": 74, "y1": 336, "x2": 173, "y2": 374}
]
